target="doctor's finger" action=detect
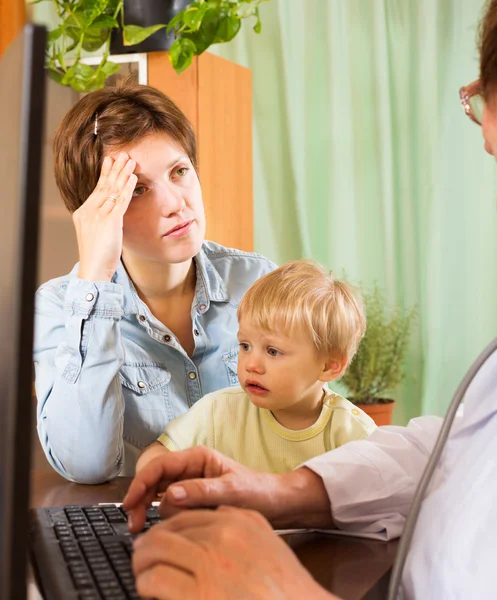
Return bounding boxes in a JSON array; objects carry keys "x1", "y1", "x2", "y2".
[
  {"x1": 162, "y1": 506, "x2": 268, "y2": 535},
  {"x1": 124, "y1": 448, "x2": 224, "y2": 509},
  {"x1": 133, "y1": 527, "x2": 202, "y2": 576}
]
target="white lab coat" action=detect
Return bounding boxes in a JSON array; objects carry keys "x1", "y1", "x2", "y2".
[{"x1": 305, "y1": 349, "x2": 497, "y2": 599}]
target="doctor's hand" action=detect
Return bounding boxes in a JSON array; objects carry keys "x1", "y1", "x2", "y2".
[
  {"x1": 132, "y1": 506, "x2": 338, "y2": 600},
  {"x1": 74, "y1": 152, "x2": 137, "y2": 282},
  {"x1": 123, "y1": 446, "x2": 334, "y2": 533}
]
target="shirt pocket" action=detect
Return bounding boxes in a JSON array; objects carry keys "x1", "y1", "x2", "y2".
[
  {"x1": 119, "y1": 362, "x2": 172, "y2": 449},
  {"x1": 222, "y1": 348, "x2": 240, "y2": 387}
]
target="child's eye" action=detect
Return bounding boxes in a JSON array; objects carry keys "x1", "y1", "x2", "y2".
[
  {"x1": 239, "y1": 342, "x2": 250, "y2": 352},
  {"x1": 132, "y1": 185, "x2": 148, "y2": 198},
  {"x1": 267, "y1": 347, "x2": 280, "y2": 357}
]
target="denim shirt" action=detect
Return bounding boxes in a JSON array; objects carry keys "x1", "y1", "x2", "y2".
[{"x1": 34, "y1": 241, "x2": 276, "y2": 483}]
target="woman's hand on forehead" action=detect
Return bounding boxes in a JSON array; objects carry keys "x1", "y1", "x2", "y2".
[{"x1": 73, "y1": 152, "x2": 137, "y2": 282}]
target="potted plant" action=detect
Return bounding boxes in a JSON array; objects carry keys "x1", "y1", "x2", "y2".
[
  {"x1": 342, "y1": 286, "x2": 417, "y2": 426},
  {"x1": 35, "y1": 0, "x2": 269, "y2": 92}
]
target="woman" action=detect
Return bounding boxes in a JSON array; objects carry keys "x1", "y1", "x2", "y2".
[
  {"x1": 124, "y1": 2, "x2": 497, "y2": 599},
  {"x1": 34, "y1": 81, "x2": 275, "y2": 484}
]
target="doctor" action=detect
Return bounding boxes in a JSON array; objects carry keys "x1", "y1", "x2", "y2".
[{"x1": 124, "y1": 1, "x2": 497, "y2": 598}]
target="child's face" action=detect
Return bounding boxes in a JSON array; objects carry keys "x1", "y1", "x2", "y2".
[{"x1": 237, "y1": 318, "x2": 329, "y2": 413}]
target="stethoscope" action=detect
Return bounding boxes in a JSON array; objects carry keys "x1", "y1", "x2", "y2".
[{"x1": 387, "y1": 336, "x2": 497, "y2": 599}]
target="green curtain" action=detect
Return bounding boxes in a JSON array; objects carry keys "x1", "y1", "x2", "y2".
[
  {"x1": 211, "y1": 0, "x2": 497, "y2": 424},
  {"x1": 34, "y1": 0, "x2": 497, "y2": 424}
]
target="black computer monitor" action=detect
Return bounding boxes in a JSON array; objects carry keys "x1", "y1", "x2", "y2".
[{"x1": 0, "y1": 24, "x2": 47, "y2": 600}]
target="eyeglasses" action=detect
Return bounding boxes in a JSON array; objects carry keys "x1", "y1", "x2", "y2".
[{"x1": 459, "y1": 80, "x2": 484, "y2": 125}]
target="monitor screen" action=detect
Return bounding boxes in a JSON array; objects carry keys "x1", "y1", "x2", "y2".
[{"x1": 0, "y1": 24, "x2": 46, "y2": 599}]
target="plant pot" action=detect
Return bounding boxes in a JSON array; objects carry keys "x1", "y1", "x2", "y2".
[
  {"x1": 110, "y1": 0, "x2": 191, "y2": 55},
  {"x1": 352, "y1": 399, "x2": 396, "y2": 426}
]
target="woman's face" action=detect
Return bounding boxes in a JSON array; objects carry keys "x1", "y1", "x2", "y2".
[
  {"x1": 482, "y1": 98, "x2": 497, "y2": 156},
  {"x1": 113, "y1": 132, "x2": 206, "y2": 266}
]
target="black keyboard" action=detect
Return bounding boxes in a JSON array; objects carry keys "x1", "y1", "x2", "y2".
[{"x1": 29, "y1": 504, "x2": 161, "y2": 600}]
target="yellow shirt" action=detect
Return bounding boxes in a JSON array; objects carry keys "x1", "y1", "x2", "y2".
[{"x1": 158, "y1": 387, "x2": 376, "y2": 473}]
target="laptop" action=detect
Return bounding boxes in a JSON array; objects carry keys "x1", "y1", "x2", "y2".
[{"x1": 1, "y1": 25, "x2": 160, "y2": 600}]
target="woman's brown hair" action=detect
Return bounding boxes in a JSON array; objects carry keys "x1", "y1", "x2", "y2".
[
  {"x1": 479, "y1": 0, "x2": 497, "y2": 99},
  {"x1": 53, "y1": 80, "x2": 197, "y2": 213}
]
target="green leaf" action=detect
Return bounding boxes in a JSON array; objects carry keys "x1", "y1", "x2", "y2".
[
  {"x1": 61, "y1": 61, "x2": 96, "y2": 91},
  {"x1": 65, "y1": 39, "x2": 79, "y2": 53},
  {"x1": 215, "y1": 14, "x2": 241, "y2": 43},
  {"x1": 48, "y1": 25, "x2": 65, "y2": 43},
  {"x1": 166, "y1": 11, "x2": 185, "y2": 35},
  {"x1": 253, "y1": 7, "x2": 261, "y2": 34},
  {"x1": 83, "y1": 0, "x2": 111, "y2": 23},
  {"x1": 89, "y1": 15, "x2": 119, "y2": 29},
  {"x1": 57, "y1": 48, "x2": 66, "y2": 70},
  {"x1": 65, "y1": 9, "x2": 91, "y2": 31},
  {"x1": 100, "y1": 60, "x2": 121, "y2": 76},
  {"x1": 181, "y1": 7, "x2": 220, "y2": 55},
  {"x1": 88, "y1": 62, "x2": 120, "y2": 90},
  {"x1": 47, "y1": 67, "x2": 64, "y2": 84},
  {"x1": 182, "y1": 3, "x2": 211, "y2": 31},
  {"x1": 81, "y1": 28, "x2": 108, "y2": 52},
  {"x1": 122, "y1": 23, "x2": 166, "y2": 46},
  {"x1": 79, "y1": 15, "x2": 117, "y2": 52},
  {"x1": 169, "y1": 37, "x2": 196, "y2": 74}
]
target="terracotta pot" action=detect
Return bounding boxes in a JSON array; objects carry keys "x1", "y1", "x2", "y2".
[{"x1": 352, "y1": 399, "x2": 395, "y2": 426}]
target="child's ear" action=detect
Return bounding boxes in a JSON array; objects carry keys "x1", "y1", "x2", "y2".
[{"x1": 318, "y1": 356, "x2": 347, "y2": 382}]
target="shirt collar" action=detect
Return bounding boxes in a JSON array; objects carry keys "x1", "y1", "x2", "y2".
[
  {"x1": 192, "y1": 245, "x2": 229, "y2": 311},
  {"x1": 110, "y1": 244, "x2": 229, "y2": 316}
]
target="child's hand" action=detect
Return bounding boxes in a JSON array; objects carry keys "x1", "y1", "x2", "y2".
[{"x1": 135, "y1": 441, "x2": 169, "y2": 474}]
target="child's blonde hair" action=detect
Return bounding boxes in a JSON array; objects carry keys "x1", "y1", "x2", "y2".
[{"x1": 237, "y1": 260, "x2": 366, "y2": 366}]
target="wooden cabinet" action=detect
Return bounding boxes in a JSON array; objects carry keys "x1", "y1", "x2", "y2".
[
  {"x1": 38, "y1": 51, "x2": 253, "y2": 286},
  {"x1": 0, "y1": 0, "x2": 25, "y2": 57}
]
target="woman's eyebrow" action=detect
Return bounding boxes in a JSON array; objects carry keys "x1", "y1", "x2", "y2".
[{"x1": 134, "y1": 155, "x2": 188, "y2": 178}]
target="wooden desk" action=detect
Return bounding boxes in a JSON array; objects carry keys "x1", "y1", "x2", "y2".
[{"x1": 30, "y1": 471, "x2": 397, "y2": 600}]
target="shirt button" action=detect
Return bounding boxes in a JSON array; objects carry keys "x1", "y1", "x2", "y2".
[
  {"x1": 138, "y1": 315, "x2": 146, "y2": 322},
  {"x1": 188, "y1": 372, "x2": 197, "y2": 380},
  {"x1": 85, "y1": 293, "x2": 94, "y2": 302},
  {"x1": 198, "y1": 303, "x2": 207, "y2": 312},
  {"x1": 137, "y1": 381, "x2": 146, "y2": 389},
  {"x1": 194, "y1": 329, "x2": 200, "y2": 336},
  {"x1": 163, "y1": 334, "x2": 171, "y2": 343},
  {"x1": 351, "y1": 408, "x2": 359, "y2": 416}
]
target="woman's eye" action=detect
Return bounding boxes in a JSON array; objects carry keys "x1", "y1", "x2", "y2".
[
  {"x1": 175, "y1": 167, "x2": 189, "y2": 177},
  {"x1": 132, "y1": 185, "x2": 147, "y2": 198}
]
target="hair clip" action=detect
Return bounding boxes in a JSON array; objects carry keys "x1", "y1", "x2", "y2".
[{"x1": 94, "y1": 113, "x2": 98, "y2": 136}]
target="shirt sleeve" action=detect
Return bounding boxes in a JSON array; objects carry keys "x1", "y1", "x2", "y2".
[
  {"x1": 158, "y1": 393, "x2": 216, "y2": 451},
  {"x1": 304, "y1": 416, "x2": 443, "y2": 540},
  {"x1": 34, "y1": 277, "x2": 126, "y2": 484}
]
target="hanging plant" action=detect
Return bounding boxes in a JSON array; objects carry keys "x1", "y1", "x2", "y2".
[
  {"x1": 167, "y1": 0, "x2": 268, "y2": 74},
  {"x1": 32, "y1": 0, "x2": 269, "y2": 92}
]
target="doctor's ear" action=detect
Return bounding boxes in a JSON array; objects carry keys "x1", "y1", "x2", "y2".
[{"x1": 318, "y1": 356, "x2": 347, "y2": 382}]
